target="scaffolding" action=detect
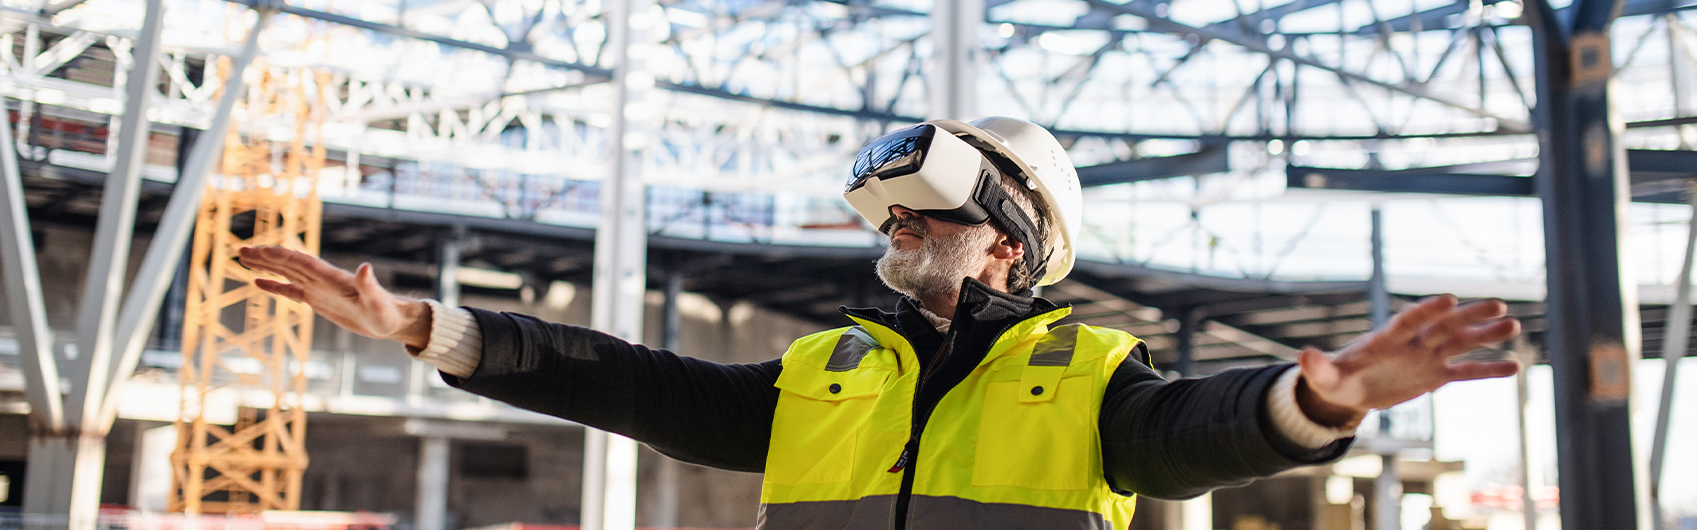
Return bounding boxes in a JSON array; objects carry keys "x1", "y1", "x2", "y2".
[{"x1": 168, "y1": 60, "x2": 328, "y2": 514}]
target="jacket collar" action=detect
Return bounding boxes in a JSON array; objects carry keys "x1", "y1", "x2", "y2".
[{"x1": 841, "y1": 277, "x2": 1064, "y2": 347}]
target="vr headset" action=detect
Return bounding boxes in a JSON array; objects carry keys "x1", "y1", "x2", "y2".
[{"x1": 844, "y1": 123, "x2": 1047, "y2": 279}]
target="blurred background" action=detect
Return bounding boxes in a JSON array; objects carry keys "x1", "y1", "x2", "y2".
[{"x1": 0, "y1": 0, "x2": 1691, "y2": 529}]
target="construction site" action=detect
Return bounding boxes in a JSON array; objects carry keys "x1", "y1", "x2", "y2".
[{"x1": 0, "y1": 0, "x2": 1693, "y2": 529}]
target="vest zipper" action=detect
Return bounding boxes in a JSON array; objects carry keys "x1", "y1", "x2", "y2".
[{"x1": 886, "y1": 318, "x2": 1020, "y2": 530}]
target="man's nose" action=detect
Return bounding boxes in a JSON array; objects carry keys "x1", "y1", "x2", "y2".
[{"x1": 890, "y1": 205, "x2": 919, "y2": 219}]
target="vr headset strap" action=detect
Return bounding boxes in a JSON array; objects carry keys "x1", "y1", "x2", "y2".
[{"x1": 971, "y1": 166, "x2": 1047, "y2": 281}]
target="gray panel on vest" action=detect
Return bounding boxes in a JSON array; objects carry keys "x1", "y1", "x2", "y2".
[
  {"x1": 906, "y1": 495, "x2": 1112, "y2": 529},
  {"x1": 758, "y1": 495, "x2": 896, "y2": 530},
  {"x1": 1029, "y1": 324, "x2": 1080, "y2": 367},
  {"x1": 826, "y1": 327, "x2": 879, "y2": 372}
]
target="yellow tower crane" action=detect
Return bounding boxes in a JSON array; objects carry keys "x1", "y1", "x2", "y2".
[{"x1": 168, "y1": 59, "x2": 329, "y2": 514}]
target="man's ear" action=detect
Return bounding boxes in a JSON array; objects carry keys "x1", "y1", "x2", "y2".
[{"x1": 991, "y1": 235, "x2": 1025, "y2": 261}]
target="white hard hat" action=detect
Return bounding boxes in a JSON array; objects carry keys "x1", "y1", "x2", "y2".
[{"x1": 926, "y1": 117, "x2": 1082, "y2": 287}]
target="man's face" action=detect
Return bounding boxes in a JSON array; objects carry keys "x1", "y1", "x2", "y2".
[{"x1": 875, "y1": 209, "x2": 998, "y2": 302}]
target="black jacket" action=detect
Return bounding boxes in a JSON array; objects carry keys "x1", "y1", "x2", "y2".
[{"x1": 442, "y1": 278, "x2": 1351, "y2": 500}]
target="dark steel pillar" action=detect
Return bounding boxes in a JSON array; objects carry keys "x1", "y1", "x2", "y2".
[
  {"x1": 1174, "y1": 308, "x2": 1204, "y2": 378},
  {"x1": 655, "y1": 270, "x2": 684, "y2": 529},
  {"x1": 1527, "y1": 1, "x2": 1643, "y2": 528}
]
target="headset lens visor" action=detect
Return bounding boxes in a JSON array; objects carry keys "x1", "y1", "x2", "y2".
[{"x1": 847, "y1": 124, "x2": 935, "y2": 191}]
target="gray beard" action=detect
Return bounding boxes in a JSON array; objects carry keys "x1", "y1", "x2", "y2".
[{"x1": 875, "y1": 225, "x2": 997, "y2": 302}]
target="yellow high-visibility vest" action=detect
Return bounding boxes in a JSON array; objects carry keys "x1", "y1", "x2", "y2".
[{"x1": 760, "y1": 307, "x2": 1142, "y2": 529}]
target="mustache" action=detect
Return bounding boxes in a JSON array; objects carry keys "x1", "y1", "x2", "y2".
[{"x1": 885, "y1": 217, "x2": 926, "y2": 237}]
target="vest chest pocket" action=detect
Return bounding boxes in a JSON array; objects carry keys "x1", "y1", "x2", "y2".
[
  {"x1": 767, "y1": 365, "x2": 891, "y2": 485},
  {"x1": 971, "y1": 375, "x2": 1095, "y2": 490}
]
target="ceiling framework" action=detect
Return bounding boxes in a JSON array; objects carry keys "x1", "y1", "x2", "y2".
[{"x1": 0, "y1": 0, "x2": 1692, "y2": 374}]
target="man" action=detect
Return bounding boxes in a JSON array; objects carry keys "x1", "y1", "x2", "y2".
[{"x1": 239, "y1": 117, "x2": 1521, "y2": 529}]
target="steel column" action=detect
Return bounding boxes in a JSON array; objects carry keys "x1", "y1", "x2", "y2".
[
  {"x1": 929, "y1": 0, "x2": 981, "y2": 119},
  {"x1": 1368, "y1": 206, "x2": 1399, "y2": 530},
  {"x1": 1174, "y1": 307, "x2": 1202, "y2": 377},
  {"x1": 584, "y1": 0, "x2": 652, "y2": 527},
  {"x1": 0, "y1": 97, "x2": 62, "y2": 434},
  {"x1": 654, "y1": 270, "x2": 684, "y2": 530},
  {"x1": 1648, "y1": 182, "x2": 1697, "y2": 530},
  {"x1": 100, "y1": 11, "x2": 267, "y2": 428},
  {"x1": 1527, "y1": 0, "x2": 1645, "y2": 528},
  {"x1": 1515, "y1": 337, "x2": 1544, "y2": 530},
  {"x1": 1368, "y1": 207, "x2": 1389, "y2": 328},
  {"x1": 418, "y1": 225, "x2": 463, "y2": 403},
  {"x1": 437, "y1": 225, "x2": 464, "y2": 308}
]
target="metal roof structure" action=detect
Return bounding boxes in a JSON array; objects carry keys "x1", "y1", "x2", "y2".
[{"x1": 0, "y1": 0, "x2": 1694, "y2": 526}]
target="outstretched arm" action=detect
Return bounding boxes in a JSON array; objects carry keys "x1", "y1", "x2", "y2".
[
  {"x1": 1101, "y1": 295, "x2": 1521, "y2": 499},
  {"x1": 237, "y1": 245, "x2": 782, "y2": 471}
]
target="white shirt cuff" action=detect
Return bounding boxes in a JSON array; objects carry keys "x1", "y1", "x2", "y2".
[
  {"x1": 407, "y1": 299, "x2": 482, "y2": 378},
  {"x1": 1267, "y1": 366, "x2": 1357, "y2": 449}
]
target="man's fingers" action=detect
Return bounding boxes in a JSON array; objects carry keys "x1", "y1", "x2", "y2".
[
  {"x1": 1381, "y1": 295, "x2": 1458, "y2": 344},
  {"x1": 254, "y1": 278, "x2": 306, "y2": 302},
  {"x1": 263, "y1": 246, "x2": 346, "y2": 284},
  {"x1": 1434, "y1": 318, "x2": 1522, "y2": 358},
  {"x1": 240, "y1": 246, "x2": 314, "y2": 282},
  {"x1": 1415, "y1": 299, "x2": 1508, "y2": 351},
  {"x1": 1443, "y1": 360, "x2": 1521, "y2": 382}
]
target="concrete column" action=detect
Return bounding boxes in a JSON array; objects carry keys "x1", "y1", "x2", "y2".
[
  {"x1": 1180, "y1": 492, "x2": 1212, "y2": 530},
  {"x1": 128, "y1": 424, "x2": 175, "y2": 512},
  {"x1": 416, "y1": 437, "x2": 450, "y2": 530},
  {"x1": 22, "y1": 433, "x2": 104, "y2": 528}
]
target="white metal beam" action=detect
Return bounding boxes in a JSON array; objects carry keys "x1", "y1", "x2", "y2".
[
  {"x1": 98, "y1": 11, "x2": 266, "y2": 428},
  {"x1": 1648, "y1": 181, "x2": 1697, "y2": 530},
  {"x1": 64, "y1": 0, "x2": 164, "y2": 432},
  {"x1": 0, "y1": 96, "x2": 63, "y2": 432}
]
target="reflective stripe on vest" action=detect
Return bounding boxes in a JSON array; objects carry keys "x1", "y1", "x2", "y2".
[
  {"x1": 761, "y1": 313, "x2": 1142, "y2": 530},
  {"x1": 758, "y1": 495, "x2": 1112, "y2": 530}
]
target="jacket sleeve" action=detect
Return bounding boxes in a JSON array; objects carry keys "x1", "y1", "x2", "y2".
[
  {"x1": 1098, "y1": 355, "x2": 1352, "y2": 499},
  {"x1": 439, "y1": 308, "x2": 782, "y2": 473}
]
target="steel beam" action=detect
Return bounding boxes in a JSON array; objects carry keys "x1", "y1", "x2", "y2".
[
  {"x1": 1527, "y1": 0, "x2": 1644, "y2": 527},
  {"x1": 1078, "y1": 145, "x2": 1231, "y2": 186},
  {"x1": 1287, "y1": 166, "x2": 1535, "y2": 196},
  {"x1": 1288, "y1": 151, "x2": 1697, "y2": 200},
  {"x1": 1081, "y1": 0, "x2": 1531, "y2": 132},
  {"x1": 0, "y1": 97, "x2": 63, "y2": 433},
  {"x1": 1648, "y1": 182, "x2": 1697, "y2": 530},
  {"x1": 100, "y1": 11, "x2": 266, "y2": 428},
  {"x1": 65, "y1": 0, "x2": 165, "y2": 430}
]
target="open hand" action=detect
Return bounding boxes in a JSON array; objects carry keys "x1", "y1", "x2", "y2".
[
  {"x1": 1295, "y1": 295, "x2": 1522, "y2": 428},
  {"x1": 238, "y1": 246, "x2": 433, "y2": 350}
]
